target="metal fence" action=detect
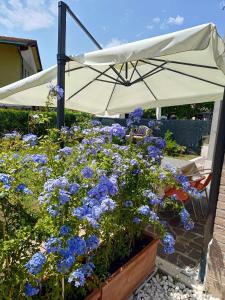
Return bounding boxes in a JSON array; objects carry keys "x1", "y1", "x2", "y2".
[{"x1": 97, "y1": 117, "x2": 212, "y2": 152}]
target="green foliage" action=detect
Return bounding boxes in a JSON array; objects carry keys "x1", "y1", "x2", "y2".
[
  {"x1": 0, "y1": 108, "x2": 92, "y2": 136},
  {"x1": 0, "y1": 118, "x2": 196, "y2": 299},
  {"x1": 162, "y1": 102, "x2": 214, "y2": 119},
  {"x1": 164, "y1": 130, "x2": 186, "y2": 157}
]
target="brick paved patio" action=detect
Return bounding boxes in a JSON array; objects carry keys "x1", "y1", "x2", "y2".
[{"x1": 157, "y1": 198, "x2": 208, "y2": 279}]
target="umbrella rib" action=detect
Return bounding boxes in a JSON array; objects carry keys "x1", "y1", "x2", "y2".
[
  {"x1": 109, "y1": 65, "x2": 127, "y2": 84},
  {"x1": 105, "y1": 64, "x2": 124, "y2": 111},
  {"x1": 88, "y1": 66, "x2": 124, "y2": 84},
  {"x1": 65, "y1": 65, "x2": 124, "y2": 84},
  {"x1": 141, "y1": 60, "x2": 225, "y2": 88},
  {"x1": 65, "y1": 66, "x2": 85, "y2": 73},
  {"x1": 147, "y1": 58, "x2": 218, "y2": 70},
  {"x1": 129, "y1": 60, "x2": 139, "y2": 82},
  {"x1": 131, "y1": 62, "x2": 167, "y2": 85},
  {"x1": 66, "y1": 66, "x2": 112, "y2": 101},
  {"x1": 96, "y1": 79, "x2": 124, "y2": 85},
  {"x1": 130, "y1": 61, "x2": 158, "y2": 100}
]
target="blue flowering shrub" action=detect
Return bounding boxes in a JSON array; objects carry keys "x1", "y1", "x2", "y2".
[{"x1": 0, "y1": 107, "x2": 200, "y2": 299}]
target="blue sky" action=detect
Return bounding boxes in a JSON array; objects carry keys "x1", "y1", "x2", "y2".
[{"x1": 1, "y1": 0, "x2": 225, "y2": 69}]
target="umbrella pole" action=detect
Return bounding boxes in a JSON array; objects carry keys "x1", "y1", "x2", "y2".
[
  {"x1": 57, "y1": 1, "x2": 67, "y2": 129},
  {"x1": 199, "y1": 88, "x2": 225, "y2": 282}
]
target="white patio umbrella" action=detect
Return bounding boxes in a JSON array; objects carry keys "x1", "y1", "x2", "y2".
[{"x1": 0, "y1": 23, "x2": 225, "y2": 115}]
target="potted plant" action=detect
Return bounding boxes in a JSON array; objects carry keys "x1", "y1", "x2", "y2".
[{"x1": 0, "y1": 103, "x2": 200, "y2": 299}]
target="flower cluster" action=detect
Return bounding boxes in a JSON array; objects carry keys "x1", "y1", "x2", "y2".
[
  {"x1": 0, "y1": 173, "x2": 13, "y2": 190},
  {"x1": 127, "y1": 108, "x2": 144, "y2": 127},
  {"x1": 0, "y1": 107, "x2": 199, "y2": 298},
  {"x1": 162, "y1": 233, "x2": 175, "y2": 254},
  {"x1": 25, "y1": 252, "x2": 46, "y2": 275},
  {"x1": 22, "y1": 134, "x2": 38, "y2": 146},
  {"x1": 180, "y1": 208, "x2": 194, "y2": 230}
]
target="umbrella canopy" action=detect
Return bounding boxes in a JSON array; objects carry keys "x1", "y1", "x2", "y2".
[{"x1": 0, "y1": 23, "x2": 225, "y2": 115}]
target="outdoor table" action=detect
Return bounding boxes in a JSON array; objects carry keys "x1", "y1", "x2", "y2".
[{"x1": 161, "y1": 157, "x2": 199, "y2": 176}]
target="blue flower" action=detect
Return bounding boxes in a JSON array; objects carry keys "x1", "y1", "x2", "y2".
[
  {"x1": 124, "y1": 200, "x2": 133, "y2": 208},
  {"x1": 46, "y1": 205, "x2": 58, "y2": 217},
  {"x1": 149, "y1": 197, "x2": 162, "y2": 205},
  {"x1": 72, "y1": 207, "x2": 86, "y2": 220},
  {"x1": 44, "y1": 177, "x2": 69, "y2": 192},
  {"x1": 68, "y1": 268, "x2": 86, "y2": 287},
  {"x1": 59, "y1": 189, "x2": 71, "y2": 205},
  {"x1": 86, "y1": 235, "x2": 99, "y2": 251},
  {"x1": 29, "y1": 154, "x2": 47, "y2": 165},
  {"x1": 24, "y1": 282, "x2": 39, "y2": 297},
  {"x1": 90, "y1": 120, "x2": 102, "y2": 127},
  {"x1": 149, "y1": 211, "x2": 159, "y2": 221},
  {"x1": 4, "y1": 131, "x2": 20, "y2": 139},
  {"x1": 138, "y1": 205, "x2": 150, "y2": 216},
  {"x1": 58, "y1": 146, "x2": 73, "y2": 156},
  {"x1": 57, "y1": 255, "x2": 75, "y2": 273},
  {"x1": 85, "y1": 216, "x2": 99, "y2": 228},
  {"x1": 159, "y1": 172, "x2": 166, "y2": 180},
  {"x1": 180, "y1": 208, "x2": 194, "y2": 231},
  {"x1": 15, "y1": 183, "x2": 32, "y2": 194},
  {"x1": 0, "y1": 173, "x2": 13, "y2": 189},
  {"x1": 147, "y1": 146, "x2": 162, "y2": 160},
  {"x1": 132, "y1": 169, "x2": 140, "y2": 175},
  {"x1": 100, "y1": 197, "x2": 117, "y2": 212},
  {"x1": 130, "y1": 159, "x2": 138, "y2": 166},
  {"x1": 68, "y1": 263, "x2": 94, "y2": 287},
  {"x1": 127, "y1": 108, "x2": 143, "y2": 126},
  {"x1": 60, "y1": 225, "x2": 71, "y2": 236},
  {"x1": 156, "y1": 138, "x2": 166, "y2": 149},
  {"x1": 162, "y1": 233, "x2": 175, "y2": 254},
  {"x1": 22, "y1": 134, "x2": 37, "y2": 146},
  {"x1": 45, "y1": 237, "x2": 62, "y2": 254},
  {"x1": 55, "y1": 85, "x2": 64, "y2": 98},
  {"x1": 67, "y1": 236, "x2": 86, "y2": 256},
  {"x1": 133, "y1": 217, "x2": 141, "y2": 224},
  {"x1": 132, "y1": 108, "x2": 143, "y2": 119},
  {"x1": 164, "y1": 163, "x2": 177, "y2": 175},
  {"x1": 69, "y1": 183, "x2": 80, "y2": 195},
  {"x1": 88, "y1": 176, "x2": 118, "y2": 199},
  {"x1": 148, "y1": 120, "x2": 156, "y2": 128},
  {"x1": 109, "y1": 123, "x2": 126, "y2": 139},
  {"x1": 82, "y1": 166, "x2": 94, "y2": 178},
  {"x1": 25, "y1": 252, "x2": 46, "y2": 275}
]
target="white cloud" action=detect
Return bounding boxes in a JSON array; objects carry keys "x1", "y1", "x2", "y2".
[
  {"x1": 166, "y1": 15, "x2": 184, "y2": 26},
  {"x1": 158, "y1": 14, "x2": 184, "y2": 30},
  {"x1": 0, "y1": 0, "x2": 59, "y2": 31},
  {"x1": 105, "y1": 38, "x2": 126, "y2": 48},
  {"x1": 152, "y1": 17, "x2": 160, "y2": 24},
  {"x1": 146, "y1": 24, "x2": 154, "y2": 30}
]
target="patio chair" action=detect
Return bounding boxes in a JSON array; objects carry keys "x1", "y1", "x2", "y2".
[
  {"x1": 133, "y1": 125, "x2": 151, "y2": 137},
  {"x1": 126, "y1": 125, "x2": 151, "y2": 141},
  {"x1": 188, "y1": 169, "x2": 212, "y2": 214},
  {"x1": 164, "y1": 186, "x2": 198, "y2": 219},
  {"x1": 164, "y1": 169, "x2": 212, "y2": 219}
]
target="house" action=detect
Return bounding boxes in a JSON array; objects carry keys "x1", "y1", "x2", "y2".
[{"x1": 0, "y1": 36, "x2": 42, "y2": 88}]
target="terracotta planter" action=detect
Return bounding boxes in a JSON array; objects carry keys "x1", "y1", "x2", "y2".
[{"x1": 85, "y1": 237, "x2": 159, "y2": 300}]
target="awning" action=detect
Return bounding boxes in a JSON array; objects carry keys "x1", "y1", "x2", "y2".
[{"x1": 0, "y1": 23, "x2": 225, "y2": 115}]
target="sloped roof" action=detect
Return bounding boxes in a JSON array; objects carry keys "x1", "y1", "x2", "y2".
[{"x1": 0, "y1": 36, "x2": 42, "y2": 71}]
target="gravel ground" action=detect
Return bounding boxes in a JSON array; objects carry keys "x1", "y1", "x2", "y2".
[{"x1": 133, "y1": 272, "x2": 220, "y2": 300}]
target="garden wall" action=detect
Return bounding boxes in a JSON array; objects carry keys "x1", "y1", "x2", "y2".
[
  {"x1": 97, "y1": 117, "x2": 212, "y2": 152},
  {"x1": 205, "y1": 155, "x2": 225, "y2": 299}
]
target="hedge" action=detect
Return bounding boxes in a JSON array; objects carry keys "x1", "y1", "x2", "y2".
[{"x1": 0, "y1": 108, "x2": 91, "y2": 136}]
